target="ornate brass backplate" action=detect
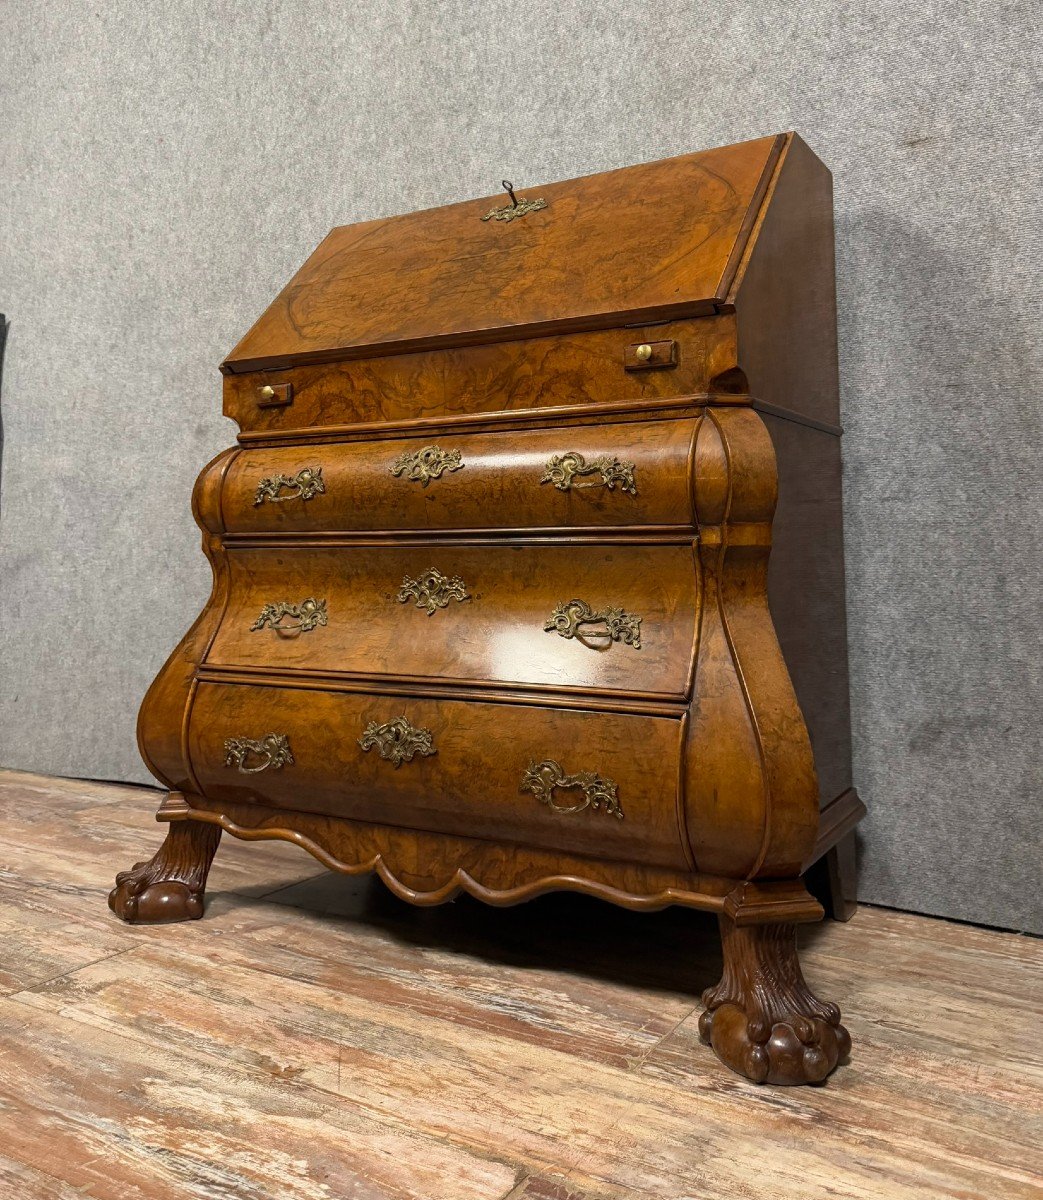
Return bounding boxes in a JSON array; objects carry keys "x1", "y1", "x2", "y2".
[
  {"x1": 397, "y1": 567, "x2": 470, "y2": 615},
  {"x1": 389, "y1": 445, "x2": 464, "y2": 487},
  {"x1": 250, "y1": 597, "x2": 328, "y2": 635},
  {"x1": 540, "y1": 452, "x2": 636, "y2": 495},
  {"x1": 481, "y1": 197, "x2": 547, "y2": 222},
  {"x1": 253, "y1": 467, "x2": 326, "y2": 506},
  {"x1": 358, "y1": 716, "x2": 437, "y2": 767},
  {"x1": 481, "y1": 181, "x2": 548, "y2": 223},
  {"x1": 223, "y1": 733, "x2": 294, "y2": 773},
  {"x1": 544, "y1": 598, "x2": 642, "y2": 649},
  {"x1": 520, "y1": 760, "x2": 623, "y2": 819}
]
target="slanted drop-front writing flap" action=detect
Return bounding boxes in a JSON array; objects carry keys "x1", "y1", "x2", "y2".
[{"x1": 223, "y1": 133, "x2": 785, "y2": 373}]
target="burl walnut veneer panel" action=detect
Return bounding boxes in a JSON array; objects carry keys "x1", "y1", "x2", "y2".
[{"x1": 113, "y1": 132, "x2": 863, "y2": 1087}]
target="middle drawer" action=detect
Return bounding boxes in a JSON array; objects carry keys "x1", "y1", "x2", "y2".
[{"x1": 206, "y1": 543, "x2": 698, "y2": 699}]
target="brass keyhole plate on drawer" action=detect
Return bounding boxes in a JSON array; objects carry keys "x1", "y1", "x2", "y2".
[
  {"x1": 396, "y1": 568, "x2": 470, "y2": 615},
  {"x1": 359, "y1": 716, "x2": 437, "y2": 767},
  {"x1": 388, "y1": 445, "x2": 464, "y2": 486}
]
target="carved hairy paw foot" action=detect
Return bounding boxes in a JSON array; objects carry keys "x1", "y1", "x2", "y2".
[
  {"x1": 109, "y1": 820, "x2": 221, "y2": 924},
  {"x1": 699, "y1": 917, "x2": 851, "y2": 1085}
]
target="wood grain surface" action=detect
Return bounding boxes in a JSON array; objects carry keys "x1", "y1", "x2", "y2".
[
  {"x1": 186, "y1": 682, "x2": 690, "y2": 868},
  {"x1": 221, "y1": 417, "x2": 698, "y2": 534},
  {"x1": 222, "y1": 321, "x2": 738, "y2": 435},
  {"x1": 132, "y1": 133, "x2": 860, "y2": 1093},
  {"x1": 223, "y1": 136, "x2": 782, "y2": 371},
  {"x1": 2, "y1": 768, "x2": 1041, "y2": 1200},
  {"x1": 204, "y1": 542, "x2": 699, "y2": 696}
]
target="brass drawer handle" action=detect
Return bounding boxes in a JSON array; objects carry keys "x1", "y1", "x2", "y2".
[
  {"x1": 250, "y1": 598, "x2": 328, "y2": 635},
  {"x1": 254, "y1": 467, "x2": 326, "y2": 506},
  {"x1": 389, "y1": 445, "x2": 464, "y2": 486},
  {"x1": 540, "y1": 452, "x2": 636, "y2": 495},
  {"x1": 359, "y1": 716, "x2": 436, "y2": 767},
  {"x1": 223, "y1": 733, "x2": 294, "y2": 773},
  {"x1": 624, "y1": 339, "x2": 678, "y2": 371},
  {"x1": 521, "y1": 760, "x2": 623, "y2": 820},
  {"x1": 397, "y1": 567, "x2": 470, "y2": 615},
  {"x1": 545, "y1": 598, "x2": 642, "y2": 649}
]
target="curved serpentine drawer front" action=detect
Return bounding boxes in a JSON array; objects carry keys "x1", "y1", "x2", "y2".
[
  {"x1": 188, "y1": 682, "x2": 690, "y2": 870},
  {"x1": 205, "y1": 543, "x2": 698, "y2": 698},
  {"x1": 223, "y1": 418, "x2": 697, "y2": 534}
]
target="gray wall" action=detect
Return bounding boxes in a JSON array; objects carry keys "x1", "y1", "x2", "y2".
[{"x1": 1, "y1": 2, "x2": 1039, "y2": 932}]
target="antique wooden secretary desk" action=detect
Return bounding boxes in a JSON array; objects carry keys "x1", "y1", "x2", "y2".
[{"x1": 112, "y1": 132, "x2": 864, "y2": 1086}]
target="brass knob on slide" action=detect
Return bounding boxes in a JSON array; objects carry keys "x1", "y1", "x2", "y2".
[
  {"x1": 634, "y1": 343, "x2": 653, "y2": 362},
  {"x1": 258, "y1": 385, "x2": 276, "y2": 399}
]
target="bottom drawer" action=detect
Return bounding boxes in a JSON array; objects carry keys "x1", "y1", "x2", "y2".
[{"x1": 188, "y1": 683, "x2": 689, "y2": 870}]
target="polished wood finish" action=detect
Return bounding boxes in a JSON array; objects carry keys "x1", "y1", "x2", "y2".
[
  {"x1": 12, "y1": 771, "x2": 1042, "y2": 1199},
  {"x1": 222, "y1": 416, "x2": 699, "y2": 533},
  {"x1": 223, "y1": 319, "x2": 738, "y2": 435},
  {"x1": 116, "y1": 133, "x2": 862, "y2": 1087},
  {"x1": 206, "y1": 543, "x2": 698, "y2": 695},
  {"x1": 224, "y1": 136, "x2": 783, "y2": 370},
  {"x1": 187, "y1": 686, "x2": 690, "y2": 868},
  {"x1": 108, "y1": 817, "x2": 221, "y2": 923},
  {"x1": 699, "y1": 916, "x2": 851, "y2": 1084}
]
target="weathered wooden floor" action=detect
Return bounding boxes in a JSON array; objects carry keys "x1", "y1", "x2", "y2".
[{"x1": 0, "y1": 768, "x2": 1039, "y2": 1199}]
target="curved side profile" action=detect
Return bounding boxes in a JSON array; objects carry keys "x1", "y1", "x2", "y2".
[
  {"x1": 116, "y1": 400, "x2": 849, "y2": 1087},
  {"x1": 112, "y1": 122, "x2": 860, "y2": 1091}
]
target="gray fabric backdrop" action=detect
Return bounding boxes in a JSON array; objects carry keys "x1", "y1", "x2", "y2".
[{"x1": 1, "y1": 2, "x2": 1039, "y2": 931}]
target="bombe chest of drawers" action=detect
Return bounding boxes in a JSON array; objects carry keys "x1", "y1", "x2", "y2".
[{"x1": 112, "y1": 132, "x2": 864, "y2": 1085}]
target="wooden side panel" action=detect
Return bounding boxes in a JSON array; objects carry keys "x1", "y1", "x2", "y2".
[
  {"x1": 136, "y1": 447, "x2": 235, "y2": 792},
  {"x1": 730, "y1": 133, "x2": 841, "y2": 427},
  {"x1": 763, "y1": 415, "x2": 853, "y2": 808},
  {"x1": 224, "y1": 136, "x2": 782, "y2": 370},
  {"x1": 684, "y1": 409, "x2": 819, "y2": 879}
]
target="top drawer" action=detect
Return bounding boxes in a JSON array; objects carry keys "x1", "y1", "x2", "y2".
[
  {"x1": 223, "y1": 418, "x2": 697, "y2": 534},
  {"x1": 223, "y1": 317, "x2": 732, "y2": 434}
]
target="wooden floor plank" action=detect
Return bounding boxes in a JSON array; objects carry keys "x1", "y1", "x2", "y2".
[
  {"x1": 0, "y1": 878, "x2": 134, "y2": 995},
  {"x1": 0, "y1": 773, "x2": 325, "y2": 901},
  {"x1": 131, "y1": 889, "x2": 703, "y2": 1067},
  {"x1": 16, "y1": 929, "x2": 1042, "y2": 1200},
  {"x1": 0, "y1": 768, "x2": 1040, "y2": 1200},
  {"x1": 0, "y1": 769, "x2": 144, "y2": 812},
  {"x1": 0, "y1": 998, "x2": 519, "y2": 1200}
]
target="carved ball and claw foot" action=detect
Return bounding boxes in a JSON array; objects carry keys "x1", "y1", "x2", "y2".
[
  {"x1": 109, "y1": 819, "x2": 222, "y2": 924},
  {"x1": 699, "y1": 915, "x2": 851, "y2": 1085}
]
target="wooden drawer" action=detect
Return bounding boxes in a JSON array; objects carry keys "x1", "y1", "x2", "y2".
[
  {"x1": 223, "y1": 418, "x2": 697, "y2": 534},
  {"x1": 205, "y1": 542, "x2": 698, "y2": 699},
  {"x1": 222, "y1": 317, "x2": 733, "y2": 434},
  {"x1": 187, "y1": 682, "x2": 689, "y2": 870}
]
